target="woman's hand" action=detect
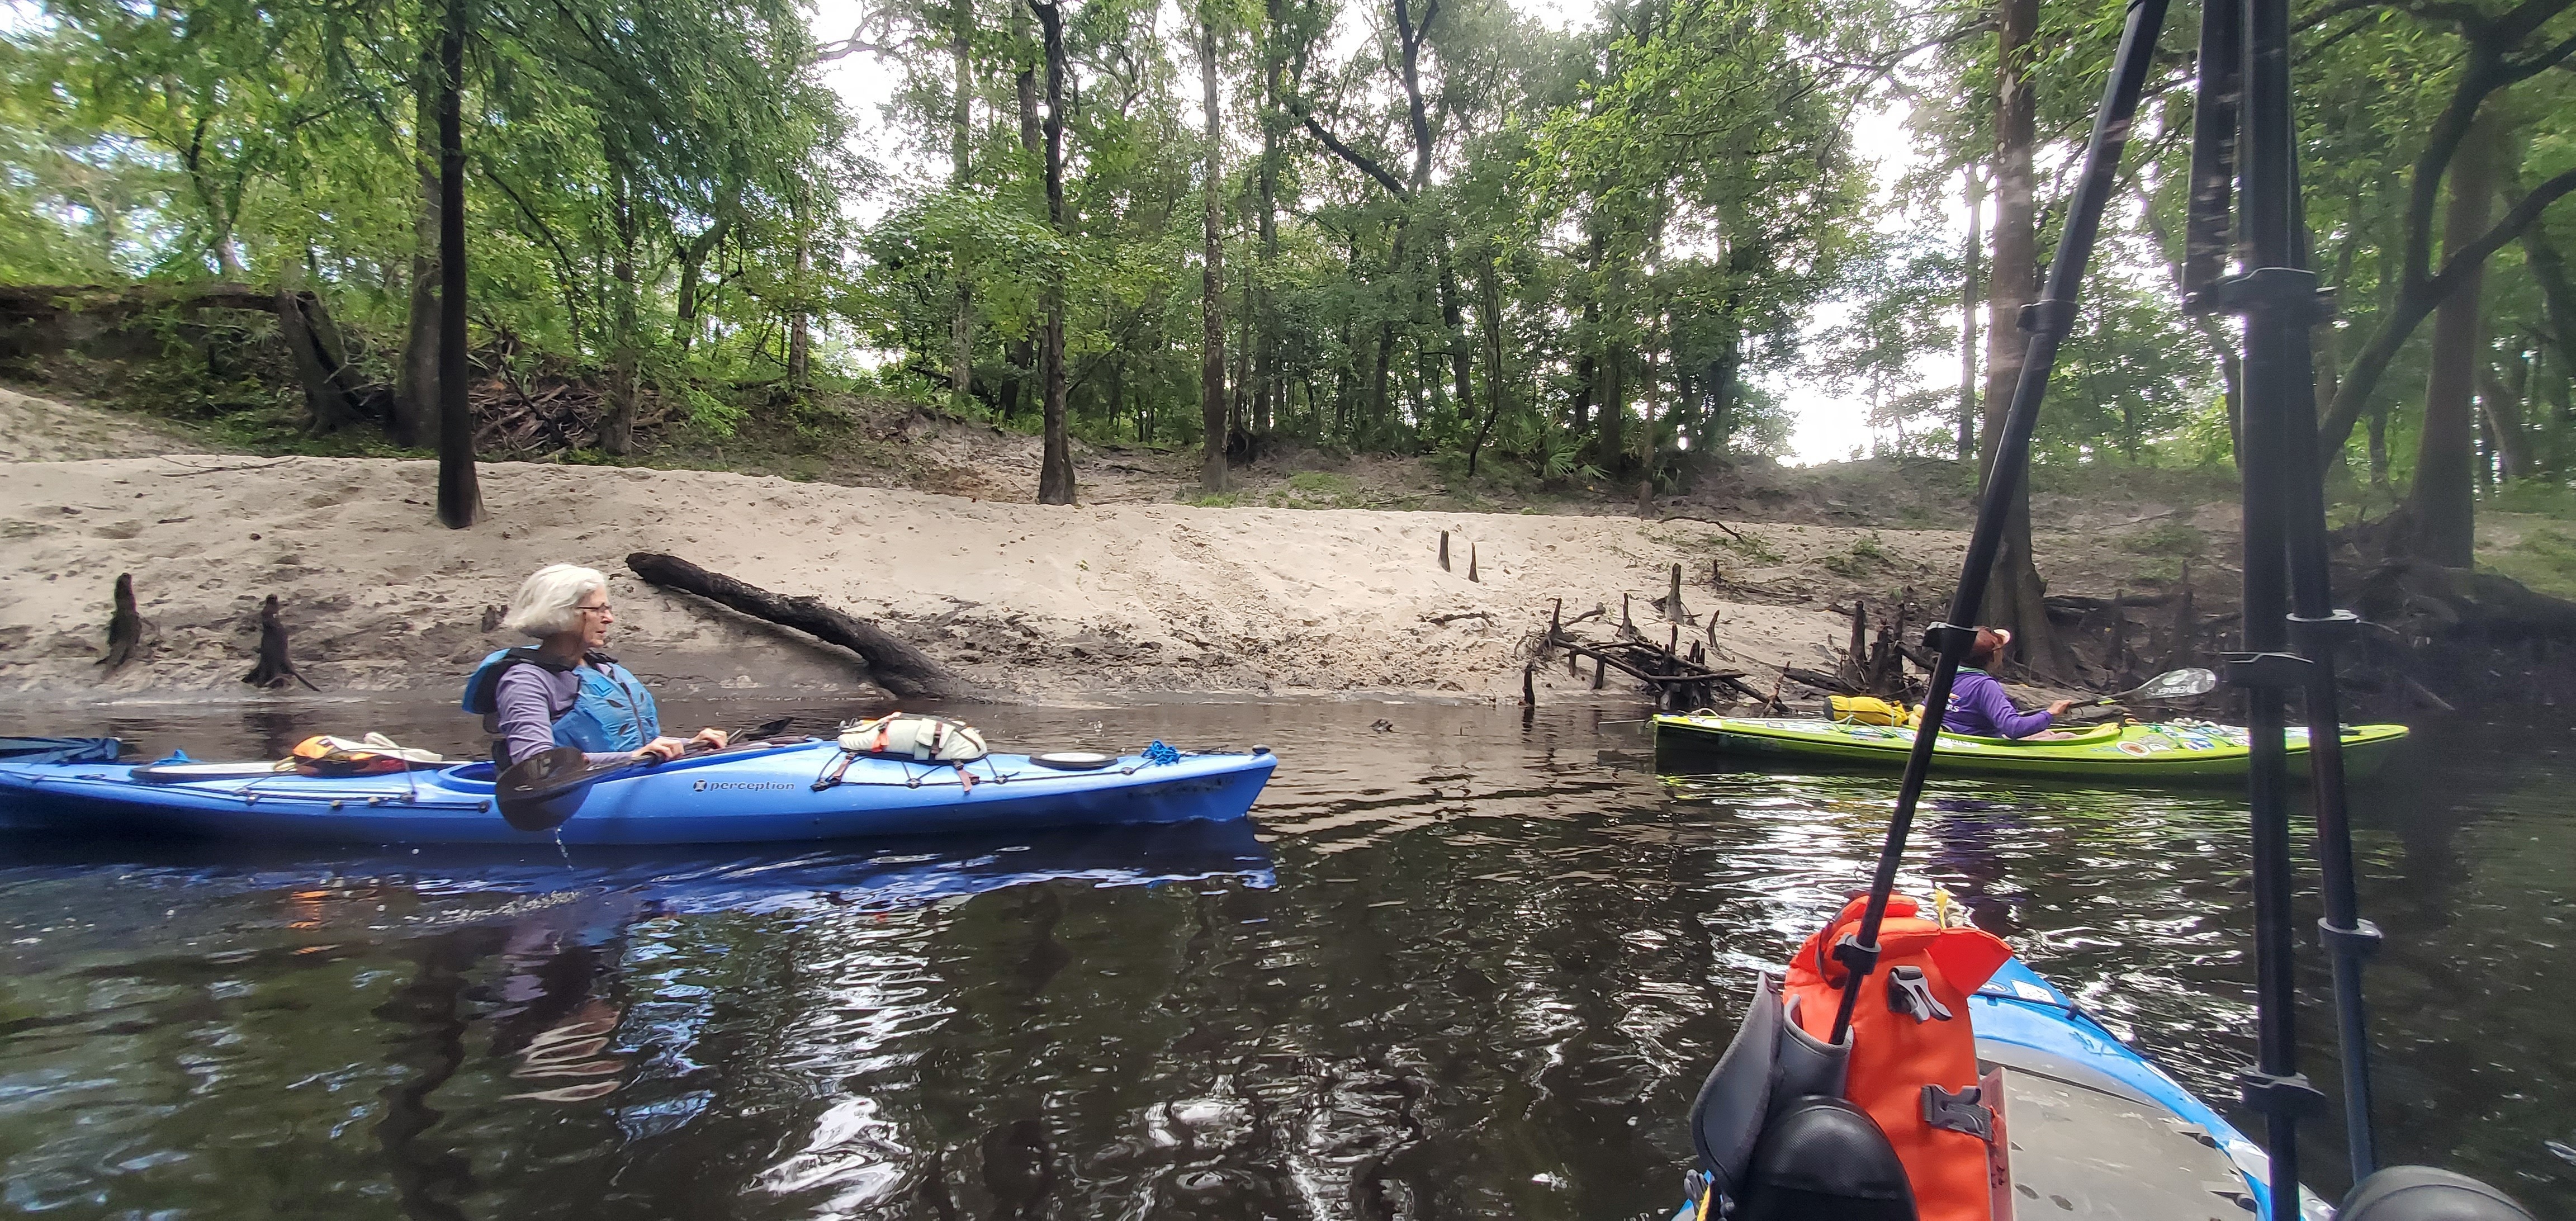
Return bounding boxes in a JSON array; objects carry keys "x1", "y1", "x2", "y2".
[
  {"x1": 2045, "y1": 699, "x2": 2077, "y2": 716},
  {"x1": 634, "y1": 730, "x2": 729, "y2": 763}
]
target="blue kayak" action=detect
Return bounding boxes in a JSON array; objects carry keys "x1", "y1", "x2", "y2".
[{"x1": 0, "y1": 739, "x2": 1277, "y2": 845}]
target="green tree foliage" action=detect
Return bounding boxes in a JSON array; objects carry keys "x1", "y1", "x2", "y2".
[
  {"x1": 13, "y1": 0, "x2": 2574, "y2": 525},
  {"x1": 3, "y1": 0, "x2": 854, "y2": 445}
]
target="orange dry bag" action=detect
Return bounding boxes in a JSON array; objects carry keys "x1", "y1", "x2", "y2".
[{"x1": 1782, "y1": 895, "x2": 2013, "y2": 1221}]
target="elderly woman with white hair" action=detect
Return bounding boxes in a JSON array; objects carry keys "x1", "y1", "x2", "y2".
[{"x1": 461, "y1": 564, "x2": 728, "y2": 768}]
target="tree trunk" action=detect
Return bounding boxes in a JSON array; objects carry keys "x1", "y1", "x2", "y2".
[
  {"x1": 276, "y1": 286, "x2": 366, "y2": 434},
  {"x1": 1707, "y1": 337, "x2": 1739, "y2": 458},
  {"x1": 1031, "y1": 0, "x2": 1076, "y2": 505},
  {"x1": 602, "y1": 171, "x2": 641, "y2": 457},
  {"x1": 1957, "y1": 164, "x2": 1982, "y2": 461},
  {"x1": 671, "y1": 215, "x2": 730, "y2": 352},
  {"x1": 2522, "y1": 220, "x2": 2576, "y2": 375},
  {"x1": 2408, "y1": 114, "x2": 2503, "y2": 566},
  {"x1": 2312, "y1": 186, "x2": 2364, "y2": 461},
  {"x1": 1978, "y1": 0, "x2": 2037, "y2": 478},
  {"x1": 1466, "y1": 249, "x2": 1505, "y2": 477},
  {"x1": 1198, "y1": 12, "x2": 1228, "y2": 492},
  {"x1": 434, "y1": 0, "x2": 479, "y2": 529},
  {"x1": 395, "y1": 56, "x2": 441, "y2": 449},
  {"x1": 950, "y1": 10, "x2": 975, "y2": 413},
  {"x1": 1013, "y1": 0, "x2": 1041, "y2": 158},
  {"x1": 788, "y1": 224, "x2": 813, "y2": 390},
  {"x1": 1436, "y1": 235, "x2": 1475, "y2": 415},
  {"x1": 1597, "y1": 344, "x2": 1625, "y2": 475},
  {"x1": 1000, "y1": 11, "x2": 1043, "y2": 429},
  {"x1": 2367, "y1": 403, "x2": 2390, "y2": 486},
  {"x1": 1230, "y1": 272, "x2": 1254, "y2": 448},
  {"x1": 1635, "y1": 347, "x2": 1658, "y2": 517},
  {"x1": 1254, "y1": 0, "x2": 1285, "y2": 438},
  {"x1": 1370, "y1": 219, "x2": 1409, "y2": 436},
  {"x1": 2480, "y1": 361, "x2": 2531, "y2": 480},
  {"x1": 1570, "y1": 353, "x2": 1593, "y2": 437},
  {"x1": 1975, "y1": 0, "x2": 2062, "y2": 670}
]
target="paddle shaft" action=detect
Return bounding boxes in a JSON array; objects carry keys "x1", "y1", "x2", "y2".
[{"x1": 1826, "y1": 0, "x2": 2171, "y2": 1047}]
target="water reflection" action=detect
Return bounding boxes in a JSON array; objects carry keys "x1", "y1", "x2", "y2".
[{"x1": 0, "y1": 699, "x2": 2569, "y2": 1218}]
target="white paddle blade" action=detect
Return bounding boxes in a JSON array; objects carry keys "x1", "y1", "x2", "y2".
[{"x1": 2130, "y1": 667, "x2": 2218, "y2": 701}]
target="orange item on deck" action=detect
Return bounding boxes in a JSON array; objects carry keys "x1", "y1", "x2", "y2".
[{"x1": 1783, "y1": 895, "x2": 2014, "y2": 1221}]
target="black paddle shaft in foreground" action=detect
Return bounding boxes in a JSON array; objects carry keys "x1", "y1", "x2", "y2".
[{"x1": 1825, "y1": 0, "x2": 2172, "y2": 1048}]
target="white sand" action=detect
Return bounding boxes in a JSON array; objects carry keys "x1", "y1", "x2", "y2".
[{"x1": 0, "y1": 396, "x2": 1973, "y2": 707}]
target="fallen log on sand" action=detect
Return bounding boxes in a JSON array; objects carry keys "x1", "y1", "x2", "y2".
[{"x1": 626, "y1": 552, "x2": 964, "y2": 701}]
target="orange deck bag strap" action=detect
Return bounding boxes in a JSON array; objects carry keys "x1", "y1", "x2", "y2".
[{"x1": 1781, "y1": 895, "x2": 2014, "y2": 1221}]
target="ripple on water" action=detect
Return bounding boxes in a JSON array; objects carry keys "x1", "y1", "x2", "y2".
[{"x1": 0, "y1": 699, "x2": 2570, "y2": 1217}]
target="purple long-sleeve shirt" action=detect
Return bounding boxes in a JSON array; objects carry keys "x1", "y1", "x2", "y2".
[{"x1": 1937, "y1": 669, "x2": 2054, "y2": 739}]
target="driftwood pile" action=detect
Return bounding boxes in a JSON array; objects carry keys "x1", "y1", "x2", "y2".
[
  {"x1": 1530, "y1": 583, "x2": 1765, "y2": 712},
  {"x1": 472, "y1": 360, "x2": 630, "y2": 457}
]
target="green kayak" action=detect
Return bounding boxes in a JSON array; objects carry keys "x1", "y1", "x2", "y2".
[{"x1": 1652, "y1": 714, "x2": 2408, "y2": 783}]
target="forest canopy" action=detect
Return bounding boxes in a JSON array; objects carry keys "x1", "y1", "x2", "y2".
[{"x1": 2, "y1": 0, "x2": 2573, "y2": 532}]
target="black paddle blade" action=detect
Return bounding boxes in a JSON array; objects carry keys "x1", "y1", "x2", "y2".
[{"x1": 495, "y1": 746, "x2": 628, "y2": 833}]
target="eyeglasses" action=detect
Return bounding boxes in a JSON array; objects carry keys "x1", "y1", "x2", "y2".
[{"x1": 575, "y1": 603, "x2": 613, "y2": 617}]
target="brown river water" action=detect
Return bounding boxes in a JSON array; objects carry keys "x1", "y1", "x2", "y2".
[{"x1": 1, "y1": 695, "x2": 2569, "y2": 1218}]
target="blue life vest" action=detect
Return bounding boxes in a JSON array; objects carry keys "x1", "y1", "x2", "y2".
[{"x1": 461, "y1": 647, "x2": 661, "y2": 760}]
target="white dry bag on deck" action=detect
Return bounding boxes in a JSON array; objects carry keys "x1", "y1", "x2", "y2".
[{"x1": 837, "y1": 713, "x2": 989, "y2": 763}]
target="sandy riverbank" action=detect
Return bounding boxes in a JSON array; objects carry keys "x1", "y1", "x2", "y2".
[{"x1": 0, "y1": 447, "x2": 1979, "y2": 707}]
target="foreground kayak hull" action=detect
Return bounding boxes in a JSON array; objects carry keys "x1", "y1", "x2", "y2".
[
  {"x1": 0, "y1": 740, "x2": 1277, "y2": 845},
  {"x1": 1969, "y1": 957, "x2": 2317, "y2": 1219},
  {"x1": 1654, "y1": 714, "x2": 2407, "y2": 783},
  {"x1": 1673, "y1": 954, "x2": 2318, "y2": 1221}
]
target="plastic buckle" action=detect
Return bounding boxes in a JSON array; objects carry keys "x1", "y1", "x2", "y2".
[
  {"x1": 1922, "y1": 1083, "x2": 1995, "y2": 1141},
  {"x1": 2239, "y1": 1071, "x2": 2327, "y2": 1117},
  {"x1": 2286, "y1": 610, "x2": 2361, "y2": 655},
  {"x1": 1887, "y1": 965, "x2": 1955, "y2": 1022},
  {"x1": 2017, "y1": 298, "x2": 2078, "y2": 337},
  {"x1": 1922, "y1": 622, "x2": 1977, "y2": 657},
  {"x1": 2318, "y1": 917, "x2": 2384, "y2": 960},
  {"x1": 1830, "y1": 933, "x2": 1881, "y2": 982},
  {"x1": 2183, "y1": 266, "x2": 2331, "y2": 324},
  {"x1": 2222, "y1": 651, "x2": 2312, "y2": 689}
]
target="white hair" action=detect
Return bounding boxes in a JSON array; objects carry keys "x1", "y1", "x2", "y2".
[{"x1": 500, "y1": 564, "x2": 609, "y2": 637}]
